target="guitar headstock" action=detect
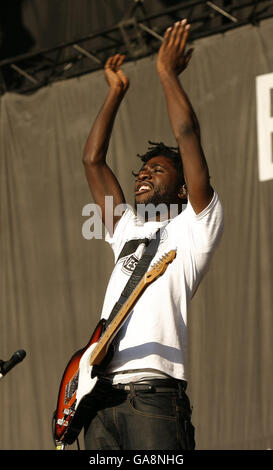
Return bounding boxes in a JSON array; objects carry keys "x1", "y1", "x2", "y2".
[{"x1": 144, "y1": 249, "x2": 176, "y2": 284}]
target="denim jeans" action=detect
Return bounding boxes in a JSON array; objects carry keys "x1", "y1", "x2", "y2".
[{"x1": 84, "y1": 378, "x2": 195, "y2": 450}]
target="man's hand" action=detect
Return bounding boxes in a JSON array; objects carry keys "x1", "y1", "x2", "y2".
[
  {"x1": 104, "y1": 54, "x2": 129, "y2": 95},
  {"x1": 157, "y1": 19, "x2": 193, "y2": 78}
]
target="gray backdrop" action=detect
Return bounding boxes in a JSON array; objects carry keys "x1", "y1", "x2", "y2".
[{"x1": 0, "y1": 18, "x2": 273, "y2": 450}]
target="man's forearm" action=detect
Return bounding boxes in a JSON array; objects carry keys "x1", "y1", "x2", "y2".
[
  {"x1": 159, "y1": 71, "x2": 198, "y2": 136},
  {"x1": 83, "y1": 87, "x2": 124, "y2": 165},
  {"x1": 159, "y1": 71, "x2": 210, "y2": 185}
]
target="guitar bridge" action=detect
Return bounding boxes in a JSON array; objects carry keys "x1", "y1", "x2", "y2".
[
  {"x1": 57, "y1": 418, "x2": 68, "y2": 426},
  {"x1": 63, "y1": 408, "x2": 74, "y2": 416},
  {"x1": 57, "y1": 407, "x2": 75, "y2": 425}
]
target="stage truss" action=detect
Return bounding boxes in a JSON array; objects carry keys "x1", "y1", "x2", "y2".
[{"x1": 0, "y1": 0, "x2": 272, "y2": 95}]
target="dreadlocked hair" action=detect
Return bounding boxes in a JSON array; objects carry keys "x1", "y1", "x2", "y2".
[{"x1": 133, "y1": 141, "x2": 185, "y2": 185}]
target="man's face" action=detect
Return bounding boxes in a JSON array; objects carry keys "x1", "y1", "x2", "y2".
[{"x1": 134, "y1": 155, "x2": 181, "y2": 207}]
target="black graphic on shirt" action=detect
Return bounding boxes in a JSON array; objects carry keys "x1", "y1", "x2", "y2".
[
  {"x1": 117, "y1": 238, "x2": 147, "y2": 275},
  {"x1": 117, "y1": 238, "x2": 148, "y2": 263},
  {"x1": 117, "y1": 229, "x2": 168, "y2": 275},
  {"x1": 122, "y1": 254, "x2": 139, "y2": 274}
]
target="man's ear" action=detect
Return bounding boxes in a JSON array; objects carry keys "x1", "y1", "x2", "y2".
[{"x1": 178, "y1": 184, "x2": 187, "y2": 199}]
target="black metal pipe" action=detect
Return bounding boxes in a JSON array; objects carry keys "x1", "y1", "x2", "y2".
[
  {"x1": 0, "y1": 0, "x2": 272, "y2": 95},
  {"x1": 0, "y1": 0, "x2": 271, "y2": 68}
]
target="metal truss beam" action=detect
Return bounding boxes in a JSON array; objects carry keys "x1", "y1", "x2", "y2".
[{"x1": 0, "y1": 0, "x2": 272, "y2": 95}]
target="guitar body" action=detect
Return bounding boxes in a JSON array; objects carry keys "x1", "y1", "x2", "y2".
[{"x1": 54, "y1": 319, "x2": 106, "y2": 445}]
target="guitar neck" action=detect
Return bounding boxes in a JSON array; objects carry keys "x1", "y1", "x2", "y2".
[
  {"x1": 89, "y1": 276, "x2": 147, "y2": 365},
  {"x1": 89, "y1": 249, "x2": 176, "y2": 366}
]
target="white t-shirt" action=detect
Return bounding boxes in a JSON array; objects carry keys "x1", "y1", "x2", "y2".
[{"x1": 101, "y1": 191, "x2": 224, "y2": 382}]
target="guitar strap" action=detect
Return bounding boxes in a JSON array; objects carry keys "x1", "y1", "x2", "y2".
[{"x1": 104, "y1": 228, "x2": 161, "y2": 329}]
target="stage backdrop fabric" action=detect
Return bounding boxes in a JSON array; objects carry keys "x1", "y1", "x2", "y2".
[{"x1": 0, "y1": 18, "x2": 273, "y2": 450}]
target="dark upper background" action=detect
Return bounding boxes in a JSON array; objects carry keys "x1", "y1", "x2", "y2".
[
  {"x1": 1, "y1": 0, "x2": 272, "y2": 94},
  {"x1": 0, "y1": 0, "x2": 188, "y2": 61}
]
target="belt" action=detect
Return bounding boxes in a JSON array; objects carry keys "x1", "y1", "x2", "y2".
[{"x1": 110, "y1": 378, "x2": 187, "y2": 393}]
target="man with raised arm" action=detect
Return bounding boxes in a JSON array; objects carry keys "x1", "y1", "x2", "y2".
[{"x1": 82, "y1": 19, "x2": 223, "y2": 450}]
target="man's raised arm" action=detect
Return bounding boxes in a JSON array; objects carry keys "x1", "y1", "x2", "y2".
[
  {"x1": 82, "y1": 54, "x2": 129, "y2": 233},
  {"x1": 157, "y1": 20, "x2": 213, "y2": 214}
]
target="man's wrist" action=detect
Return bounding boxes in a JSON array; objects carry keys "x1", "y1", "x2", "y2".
[
  {"x1": 107, "y1": 85, "x2": 127, "y2": 103},
  {"x1": 157, "y1": 68, "x2": 178, "y2": 83}
]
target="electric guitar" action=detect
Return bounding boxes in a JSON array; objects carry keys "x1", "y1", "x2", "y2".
[{"x1": 53, "y1": 250, "x2": 176, "y2": 448}]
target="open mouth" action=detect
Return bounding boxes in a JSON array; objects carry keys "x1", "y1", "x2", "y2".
[{"x1": 135, "y1": 183, "x2": 153, "y2": 195}]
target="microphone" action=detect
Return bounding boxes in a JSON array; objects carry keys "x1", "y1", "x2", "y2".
[{"x1": 0, "y1": 350, "x2": 26, "y2": 378}]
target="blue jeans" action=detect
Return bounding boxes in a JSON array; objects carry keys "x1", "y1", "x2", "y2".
[{"x1": 84, "y1": 378, "x2": 195, "y2": 450}]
